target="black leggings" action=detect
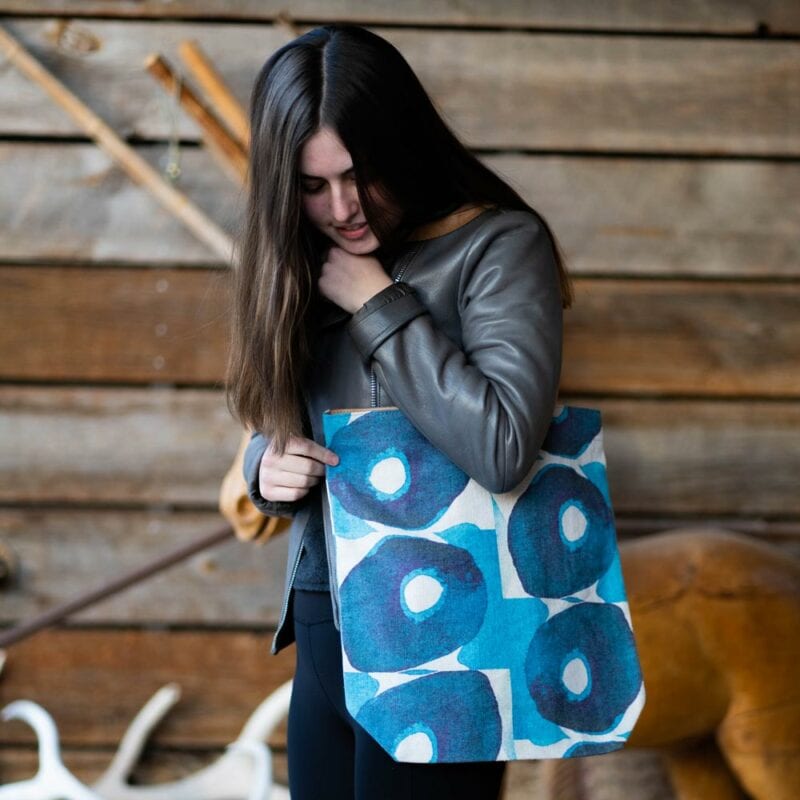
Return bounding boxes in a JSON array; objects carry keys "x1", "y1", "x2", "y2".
[{"x1": 287, "y1": 588, "x2": 507, "y2": 799}]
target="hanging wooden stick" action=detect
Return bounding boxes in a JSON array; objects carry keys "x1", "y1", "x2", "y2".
[
  {"x1": 178, "y1": 39, "x2": 250, "y2": 150},
  {"x1": 0, "y1": 24, "x2": 234, "y2": 262},
  {"x1": 145, "y1": 53, "x2": 248, "y2": 185}
]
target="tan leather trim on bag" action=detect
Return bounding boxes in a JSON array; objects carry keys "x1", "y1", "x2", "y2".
[{"x1": 407, "y1": 202, "x2": 497, "y2": 242}]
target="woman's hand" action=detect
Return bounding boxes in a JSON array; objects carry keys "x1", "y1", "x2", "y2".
[
  {"x1": 318, "y1": 245, "x2": 394, "y2": 314},
  {"x1": 259, "y1": 434, "x2": 339, "y2": 503}
]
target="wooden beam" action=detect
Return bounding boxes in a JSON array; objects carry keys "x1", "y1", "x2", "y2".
[
  {"x1": 144, "y1": 52, "x2": 248, "y2": 184},
  {"x1": 0, "y1": 2, "x2": 797, "y2": 34},
  {"x1": 2, "y1": 21, "x2": 798, "y2": 155}
]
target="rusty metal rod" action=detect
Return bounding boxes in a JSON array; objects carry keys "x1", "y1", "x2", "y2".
[{"x1": 0, "y1": 525, "x2": 235, "y2": 649}]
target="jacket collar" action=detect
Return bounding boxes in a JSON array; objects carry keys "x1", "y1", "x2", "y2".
[
  {"x1": 406, "y1": 202, "x2": 496, "y2": 241},
  {"x1": 314, "y1": 202, "x2": 496, "y2": 331}
]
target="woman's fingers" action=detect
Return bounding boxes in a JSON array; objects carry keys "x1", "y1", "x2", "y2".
[
  {"x1": 259, "y1": 435, "x2": 339, "y2": 502},
  {"x1": 284, "y1": 434, "x2": 339, "y2": 466}
]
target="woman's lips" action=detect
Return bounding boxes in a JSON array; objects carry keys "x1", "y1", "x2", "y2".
[{"x1": 335, "y1": 222, "x2": 368, "y2": 240}]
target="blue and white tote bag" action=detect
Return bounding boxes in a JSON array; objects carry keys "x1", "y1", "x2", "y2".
[{"x1": 321, "y1": 404, "x2": 645, "y2": 763}]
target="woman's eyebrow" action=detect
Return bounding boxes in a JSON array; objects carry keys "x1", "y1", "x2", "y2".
[{"x1": 299, "y1": 166, "x2": 355, "y2": 179}]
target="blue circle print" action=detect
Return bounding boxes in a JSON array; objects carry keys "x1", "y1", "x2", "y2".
[
  {"x1": 564, "y1": 740, "x2": 624, "y2": 758},
  {"x1": 508, "y1": 465, "x2": 615, "y2": 596},
  {"x1": 541, "y1": 407, "x2": 601, "y2": 459},
  {"x1": 524, "y1": 602, "x2": 642, "y2": 732},
  {"x1": 356, "y1": 671, "x2": 502, "y2": 762},
  {"x1": 327, "y1": 410, "x2": 469, "y2": 529},
  {"x1": 340, "y1": 536, "x2": 487, "y2": 671}
]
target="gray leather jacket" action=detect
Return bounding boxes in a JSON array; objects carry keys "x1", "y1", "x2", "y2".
[{"x1": 243, "y1": 204, "x2": 563, "y2": 655}]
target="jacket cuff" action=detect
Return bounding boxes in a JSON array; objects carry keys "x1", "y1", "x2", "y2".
[
  {"x1": 242, "y1": 432, "x2": 301, "y2": 518},
  {"x1": 347, "y1": 281, "x2": 427, "y2": 363}
]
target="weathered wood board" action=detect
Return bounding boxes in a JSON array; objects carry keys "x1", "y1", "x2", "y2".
[
  {"x1": 564, "y1": 278, "x2": 800, "y2": 397},
  {"x1": 1, "y1": 387, "x2": 798, "y2": 517},
  {"x1": 2, "y1": 267, "x2": 798, "y2": 395},
  {"x1": 3, "y1": 143, "x2": 799, "y2": 277},
  {"x1": 0, "y1": 387, "x2": 240, "y2": 505},
  {"x1": 0, "y1": 509, "x2": 291, "y2": 625},
  {"x1": 0, "y1": 143, "x2": 243, "y2": 264},
  {"x1": 0, "y1": 628, "x2": 295, "y2": 748},
  {"x1": 0, "y1": 0, "x2": 798, "y2": 34},
  {"x1": 2, "y1": 19, "x2": 798, "y2": 154}
]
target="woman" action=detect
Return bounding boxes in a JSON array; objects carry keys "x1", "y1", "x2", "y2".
[{"x1": 226, "y1": 22, "x2": 573, "y2": 800}]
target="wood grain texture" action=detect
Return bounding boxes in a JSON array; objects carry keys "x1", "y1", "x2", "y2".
[
  {"x1": 0, "y1": 386, "x2": 240, "y2": 504},
  {"x1": 1, "y1": 387, "x2": 798, "y2": 516},
  {"x1": 0, "y1": 628, "x2": 294, "y2": 748},
  {"x1": 3, "y1": 144, "x2": 799, "y2": 277},
  {"x1": 0, "y1": 509, "x2": 291, "y2": 625},
  {"x1": 0, "y1": 266, "x2": 231, "y2": 383},
  {"x1": 1, "y1": 19, "x2": 798, "y2": 154},
  {"x1": 563, "y1": 278, "x2": 800, "y2": 397},
  {"x1": 0, "y1": 0, "x2": 797, "y2": 33},
  {"x1": 2, "y1": 267, "x2": 798, "y2": 395},
  {"x1": 596, "y1": 397, "x2": 800, "y2": 516},
  {"x1": 0, "y1": 144, "x2": 241, "y2": 265}
]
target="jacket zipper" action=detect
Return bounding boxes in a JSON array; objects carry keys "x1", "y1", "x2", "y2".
[
  {"x1": 271, "y1": 527, "x2": 306, "y2": 654},
  {"x1": 369, "y1": 248, "x2": 417, "y2": 408}
]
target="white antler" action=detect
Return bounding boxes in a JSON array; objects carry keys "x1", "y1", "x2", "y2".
[
  {"x1": 92, "y1": 679, "x2": 294, "y2": 800},
  {"x1": 0, "y1": 681, "x2": 293, "y2": 800},
  {"x1": 0, "y1": 700, "x2": 106, "y2": 800}
]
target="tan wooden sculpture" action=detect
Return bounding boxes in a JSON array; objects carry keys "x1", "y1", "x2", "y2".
[{"x1": 622, "y1": 527, "x2": 799, "y2": 800}]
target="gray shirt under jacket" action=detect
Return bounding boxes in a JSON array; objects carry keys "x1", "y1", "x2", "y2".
[{"x1": 289, "y1": 492, "x2": 329, "y2": 591}]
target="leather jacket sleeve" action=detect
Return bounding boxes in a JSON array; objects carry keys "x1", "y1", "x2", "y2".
[
  {"x1": 347, "y1": 210, "x2": 563, "y2": 494},
  {"x1": 242, "y1": 430, "x2": 305, "y2": 517}
]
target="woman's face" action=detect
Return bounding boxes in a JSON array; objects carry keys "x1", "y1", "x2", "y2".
[{"x1": 298, "y1": 126, "x2": 398, "y2": 255}]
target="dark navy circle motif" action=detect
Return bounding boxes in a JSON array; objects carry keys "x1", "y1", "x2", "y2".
[
  {"x1": 508, "y1": 465, "x2": 615, "y2": 597},
  {"x1": 340, "y1": 536, "x2": 487, "y2": 672},
  {"x1": 541, "y1": 406, "x2": 601, "y2": 459},
  {"x1": 524, "y1": 602, "x2": 642, "y2": 732},
  {"x1": 327, "y1": 410, "x2": 469, "y2": 529},
  {"x1": 356, "y1": 670, "x2": 502, "y2": 762}
]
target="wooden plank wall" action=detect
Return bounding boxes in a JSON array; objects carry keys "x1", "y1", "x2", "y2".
[{"x1": 1, "y1": 2, "x2": 798, "y2": 795}]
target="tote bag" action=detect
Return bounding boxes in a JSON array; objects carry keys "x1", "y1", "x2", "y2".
[{"x1": 321, "y1": 404, "x2": 645, "y2": 764}]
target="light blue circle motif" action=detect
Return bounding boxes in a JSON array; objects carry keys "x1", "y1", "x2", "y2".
[
  {"x1": 559, "y1": 647, "x2": 592, "y2": 702},
  {"x1": 365, "y1": 446, "x2": 411, "y2": 501},
  {"x1": 558, "y1": 498, "x2": 591, "y2": 552},
  {"x1": 391, "y1": 721, "x2": 438, "y2": 762},
  {"x1": 399, "y1": 567, "x2": 448, "y2": 622}
]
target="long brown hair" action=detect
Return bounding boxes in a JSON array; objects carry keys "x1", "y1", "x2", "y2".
[{"x1": 225, "y1": 23, "x2": 574, "y2": 454}]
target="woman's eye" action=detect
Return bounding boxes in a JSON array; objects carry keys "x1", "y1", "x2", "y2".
[{"x1": 302, "y1": 182, "x2": 324, "y2": 194}]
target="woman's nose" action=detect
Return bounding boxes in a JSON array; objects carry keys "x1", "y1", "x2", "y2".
[{"x1": 330, "y1": 182, "x2": 360, "y2": 221}]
